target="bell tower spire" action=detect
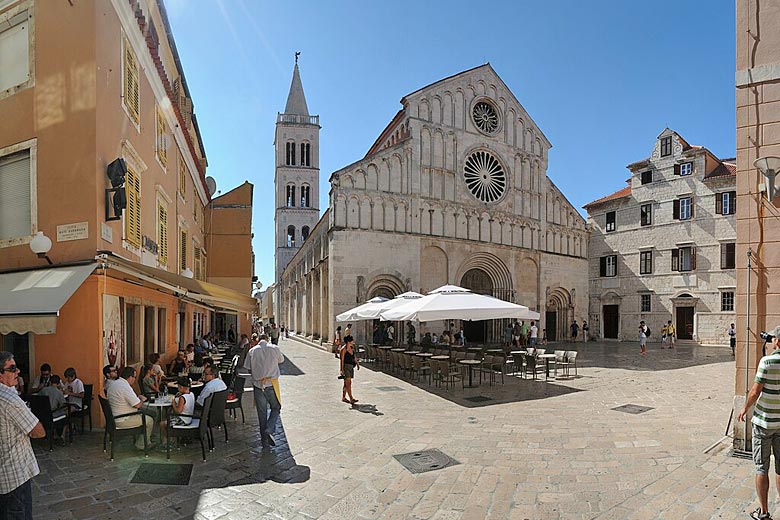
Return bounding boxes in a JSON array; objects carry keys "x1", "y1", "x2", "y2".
[{"x1": 274, "y1": 55, "x2": 321, "y2": 282}]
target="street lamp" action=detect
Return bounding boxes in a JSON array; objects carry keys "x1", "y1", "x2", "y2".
[
  {"x1": 754, "y1": 156, "x2": 780, "y2": 199},
  {"x1": 29, "y1": 231, "x2": 53, "y2": 265}
]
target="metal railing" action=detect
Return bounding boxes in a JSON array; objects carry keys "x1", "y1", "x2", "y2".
[{"x1": 277, "y1": 113, "x2": 320, "y2": 125}]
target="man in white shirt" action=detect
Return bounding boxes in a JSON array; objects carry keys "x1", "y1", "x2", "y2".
[
  {"x1": 244, "y1": 334, "x2": 284, "y2": 448},
  {"x1": 107, "y1": 367, "x2": 153, "y2": 450},
  {"x1": 529, "y1": 322, "x2": 539, "y2": 347},
  {"x1": 0, "y1": 351, "x2": 44, "y2": 518},
  {"x1": 196, "y1": 366, "x2": 227, "y2": 408}
]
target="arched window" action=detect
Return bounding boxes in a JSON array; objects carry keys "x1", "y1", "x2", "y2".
[
  {"x1": 300, "y1": 185, "x2": 310, "y2": 208},
  {"x1": 286, "y1": 185, "x2": 296, "y2": 207},
  {"x1": 302, "y1": 226, "x2": 310, "y2": 241},
  {"x1": 300, "y1": 142, "x2": 311, "y2": 166},
  {"x1": 285, "y1": 142, "x2": 296, "y2": 166},
  {"x1": 286, "y1": 225, "x2": 296, "y2": 247}
]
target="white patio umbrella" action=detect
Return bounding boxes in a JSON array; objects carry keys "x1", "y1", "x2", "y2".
[
  {"x1": 335, "y1": 296, "x2": 389, "y2": 322},
  {"x1": 353, "y1": 291, "x2": 424, "y2": 320},
  {"x1": 379, "y1": 284, "x2": 531, "y2": 322}
]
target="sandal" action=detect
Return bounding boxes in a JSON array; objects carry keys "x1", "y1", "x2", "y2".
[
  {"x1": 750, "y1": 507, "x2": 774, "y2": 520},
  {"x1": 350, "y1": 399, "x2": 359, "y2": 404},
  {"x1": 342, "y1": 398, "x2": 350, "y2": 403}
]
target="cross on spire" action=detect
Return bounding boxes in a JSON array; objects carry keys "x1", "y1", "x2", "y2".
[{"x1": 295, "y1": 51, "x2": 300, "y2": 65}]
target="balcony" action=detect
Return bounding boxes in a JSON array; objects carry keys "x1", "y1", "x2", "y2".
[{"x1": 277, "y1": 113, "x2": 320, "y2": 125}]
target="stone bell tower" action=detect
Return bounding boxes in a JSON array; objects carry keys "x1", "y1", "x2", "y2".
[{"x1": 274, "y1": 54, "x2": 320, "y2": 281}]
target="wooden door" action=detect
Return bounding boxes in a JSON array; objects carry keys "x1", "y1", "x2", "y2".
[
  {"x1": 603, "y1": 305, "x2": 619, "y2": 339},
  {"x1": 676, "y1": 307, "x2": 694, "y2": 339}
]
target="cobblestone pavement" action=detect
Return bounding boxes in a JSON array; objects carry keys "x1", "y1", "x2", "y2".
[{"x1": 30, "y1": 339, "x2": 768, "y2": 519}]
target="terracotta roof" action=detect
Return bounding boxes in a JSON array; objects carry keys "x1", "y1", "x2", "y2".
[
  {"x1": 704, "y1": 161, "x2": 737, "y2": 180},
  {"x1": 583, "y1": 185, "x2": 632, "y2": 209},
  {"x1": 365, "y1": 110, "x2": 405, "y2": 158}
]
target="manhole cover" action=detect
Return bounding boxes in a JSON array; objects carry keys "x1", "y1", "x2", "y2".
[
  {"x1": 611, "y1": 404, "x2": 654, "y2": 415},
  {"x1": 130, "y1": 463, "x2": 192, "y2": 485},
  {"x1": 376, "y1": 386, "x2": 405, "y2": 392},
  {"x1": 393, "y1": 449, "x2": 460, "y2": 474},
  {"x1": 464, "y1": 396, "x2": 493, "y2": 403}
]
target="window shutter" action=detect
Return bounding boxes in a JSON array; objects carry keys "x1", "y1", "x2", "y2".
[
  {"x1": 691, "y1": 248, "x2": 696, "y2": 270},
  {"x1": 690, "y1": 198, "x2": 695, "y2": 218},
  {"x1": 123, "y1": 41, "x2": 140, "y2": 124},
  {"x1": 715, "y1": 193, "x2": 722, "y2": 214},
  {"x1": 180, "y1": 229, "x2": 188, "y2": 272},
  {"x1": 600, "y1": 257, "x2": 607, "y2": 277},
  {"x1": 0, "y1": 151, "x2": 32, "y2": 241},
  {"x1": 124, "y1": 166, "x2": 141, "y2": 247},
  {"x1": 158, "y1": 203, "x2": 168, "y2": 265},
  {"x1": 720, "y1": 243, "x2": 727, "y2": 269},
  {"x1": 671, "y1": 248, "x2": 679, "y2": 271},
  {"x1": 731, "y1": 191, "x2": 737, "y2": 214},
  {"x1": 673, "y1": 164, "x2": 681, "y2": 176},
  {"x1": 673, "y1": 199, "x2": 680, "y2": 220},
  {"x1": 194, "y1": 247, "x2": 201, "y2": 280},
  {"x1": 179, "y1": 157, "x2": 186, "y2": 196}
]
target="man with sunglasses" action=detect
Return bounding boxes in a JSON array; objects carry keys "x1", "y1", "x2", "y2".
[{"x1": 0, "y1": 351, "x2": 45, "y2": 519}]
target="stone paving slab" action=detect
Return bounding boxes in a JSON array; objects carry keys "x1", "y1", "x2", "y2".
[{"x1": 28, "y1": 339, "x2": 769, "y2": 519}]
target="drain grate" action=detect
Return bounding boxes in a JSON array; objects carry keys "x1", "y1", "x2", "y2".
[
  {"x1": 464, "y1": 395, "x2": 493, "y2": 403},
  {"x1": 130, "y1": 463, "x2": 193, "y2": 485},
  {"x1": 393, "y1": 449, "x2": 460, "y2": 474},
  {"x1": 376, "y1": 386, "x2": 405, "y2": 392},
  {"x1": 611, "y1": 404, "x2": 654, "y2": 415}
]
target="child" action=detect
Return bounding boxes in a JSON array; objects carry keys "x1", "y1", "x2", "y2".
[
  {"x1": 541, "y1": 329, "x2": 548, "y2": 346},
  {"x1": 661, "y1": 323, "x2": 668, "y2": 349}
]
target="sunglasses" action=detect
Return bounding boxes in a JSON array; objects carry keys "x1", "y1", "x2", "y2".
[{"x1": 0, "y1": 365, "x2": 19, "y2": 374}]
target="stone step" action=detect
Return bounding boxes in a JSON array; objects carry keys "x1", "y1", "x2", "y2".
[{"x1": 282, "y1": 333, "x2": 332, "y2": 353}]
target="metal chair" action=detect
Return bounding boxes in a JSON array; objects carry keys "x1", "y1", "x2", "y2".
[
  {"x1": 226, "y1": 376, "x2": 246, "y2": 423},
  {"x1": 206, "y1": 389, "x2": 229, "y2": 451},
  {"x1": 98, "y1": 395, "x2": 147, "y2": 461},
  {"x1": 29, "y1": 395, "x2": 70, "y2": 451},
  {"x1": 70, "y1": 383, "x2": 93, "y2": 433}
]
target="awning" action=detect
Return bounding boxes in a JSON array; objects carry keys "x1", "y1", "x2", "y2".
[
  {"x1": 0, "y1": 263, "x2": 98, "y2": 334},
  {"x1": 99, "y1": 254, "x2": 257, "y2": 314}
]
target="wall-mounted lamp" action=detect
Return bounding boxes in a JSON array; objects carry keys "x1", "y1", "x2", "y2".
[
  {"x1": 181, "y1": 268, "x2": 194, "y2": 279},
  {"x1": 29, "y1": 231, "x2": 53, "y2": 265},
  {"x1": 105, "y1": 158, "x2": 127, "y2": 222},
  {"x1": 754, "y1": 156, "x2": 780, "y2": 199}
]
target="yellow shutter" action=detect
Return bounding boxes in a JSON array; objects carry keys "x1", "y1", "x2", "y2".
[
  {"x1": 179, "y1": 155, "x2": 186, "y2": 197},
  {"x1": 125, "y1": 167, "x2": 141, "y2": 248},
  {"x1": 156, "y1": 108, "x2": 167, "y2": 167},
  {"x1": 123, "y1": 40, "x2": 140, "y2": 124},
  {"x1": 180, "y1": 229, "x2": 188, "y2": 272},
  {"x1": 158, "y1": 203, "x2": 168, "y2": 265},
  {"x1": 194, "y1": 247, "x2": 202, "y2": 280}
]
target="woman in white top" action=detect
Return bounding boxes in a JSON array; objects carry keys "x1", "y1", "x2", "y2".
[{"x1": 638, "y1": 321, "x2": 647, "y2": 356}]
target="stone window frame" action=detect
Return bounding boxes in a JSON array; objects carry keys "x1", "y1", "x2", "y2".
[
  {"x1": 605, "y1": 211, "x2": 616, "y2": 232},
  {"x1": 639, "y1": 250, "x2": 653, "y2": 275},
  {"x1": 0, "y1": 137, "x2": 37, "y2": 248},
  {"x1": 640, "y1": 170, "x2": 653, "y2": 185},
  {"x1": 720, "y1": 242, "x2": 736, "y2": 269},
  {"x1": 721, "y1": 291, "x2": 735, "y2": 312},
  {"x1": 679, "y1": 162, "x2": 693, "y2": 176},
  {"x1": 640, "y1": 203, "x2": 652, "y2": 227},
  {"x1": 0, "y1": 1, "x2": 35, "y2": 102},
  {"x1": 600, "y1": 254, "x2": 617, "y2": 278},
  {"x1": 660, "y1": 136, "x2": 673, "y2": 157},
  {"x1": 640, "y1": 294, "x2": 651, "y2": 313}
]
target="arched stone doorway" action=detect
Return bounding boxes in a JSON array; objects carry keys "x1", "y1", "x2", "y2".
[
  {"x1": 460, "y1": 268, "x2": 493, "y2": 343},
  {"x1": 546, "y1": 288, "x2": 571, "y2": 343}
]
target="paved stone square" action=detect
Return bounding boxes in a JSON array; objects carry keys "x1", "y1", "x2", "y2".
[{"x1": 29, "y1": 339, "x2": 769, "y2": 519}]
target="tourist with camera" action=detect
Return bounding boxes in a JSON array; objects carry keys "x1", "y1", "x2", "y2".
[
  {"x1": 738, "y1": 326, "x2": 780, "y2": 520},
  {"x1": 340, "y1": 335, "x2": 359, "y2": 405}
]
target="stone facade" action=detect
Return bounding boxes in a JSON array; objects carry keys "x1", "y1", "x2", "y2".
[
  {"x1": 276, "y1": 64, "x2": 589, "y2": 347},
  {"x1": 585, "y1": 129, "x2": 736, "y2": 345}
]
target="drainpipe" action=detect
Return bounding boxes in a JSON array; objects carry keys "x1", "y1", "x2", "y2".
[{"x1": 746, "y1": 249, "x2": 753, "y2": 396}]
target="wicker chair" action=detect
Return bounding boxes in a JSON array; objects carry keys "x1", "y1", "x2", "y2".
[
  {"x1": 98, "y1": 395, "x2": 147, "y2": 461},
  {"x1": 29, "y1": 395, "x2": 70, "y2": 451},
  {"x1": 166, "y1": 394, "x2": 212, "y2": 462},
  {"x1": 226, "y1": 376, "x2": 246, "y2": 423}
]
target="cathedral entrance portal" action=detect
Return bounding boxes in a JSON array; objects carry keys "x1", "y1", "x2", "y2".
[{"x1": 460, "y1": 268, "x2": 493, "y2": 344}]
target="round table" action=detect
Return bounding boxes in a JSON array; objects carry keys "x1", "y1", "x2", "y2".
[
  {"x1": 459, "y1": 359, "x2": 482, "y2": 388},
  {"x1": 145, "y1": 395, "x2": 174, "y2": 443},
  {"x1": 391, "y1": 348, "x2": 406, "y2": 352},
  {"x1": 537, "y1": 354, "x2": 557, "y2": 379},
  {"x1": 405, "y1": 351, "x2": 421, "y2": 355},
  {"x1": 167, "y1": 380, "x2": 204, "y2": 390},
  {"x1": 486, "y1": 349, "x2": 504, "y2": 355},
  {"x1": 378, "y1": 346, "x2": 393, "y2": 350},
  {"x1": 431, "y1": 355, "x2": 450, "y2": 360},
  {"x1": 416, "y1": 352, "x2": 433, "y2": 357}
]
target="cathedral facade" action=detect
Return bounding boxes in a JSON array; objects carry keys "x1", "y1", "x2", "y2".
[{"x1": 275, "y1": 64, "x2": 589, "y2": 346}]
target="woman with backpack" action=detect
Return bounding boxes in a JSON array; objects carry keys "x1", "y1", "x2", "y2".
[{"x1": 638, "y1": 320, "x2": 648, "y2": 356}]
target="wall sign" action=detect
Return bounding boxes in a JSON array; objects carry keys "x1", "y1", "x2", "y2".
[
  {"x1": 57, "y1": 222, "x2": 88, "y2": 242},
  {"x1": 101, "y1": 222, "x2": 113, "y2": 243}
]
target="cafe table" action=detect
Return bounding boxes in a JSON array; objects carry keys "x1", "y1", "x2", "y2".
[
  {"x1": 415, "y1": 352, "x2": 433, "y2": 357},
  {"x1": 405, "y1": 351, "x2": 421, "y2": 355},
  {"x1": 167, "y1": 380, "x2": 204, "y2": 393},
  {"x1": 486, "y1": 349, "x2": 504, "y2": 355},
  {"x1": 391, "y1": 348, "x2": 406, "y2": 352},
  {"x1": 537, "y1": 353, "x2": 557, "y2": 379},
  {"x1": 459, "y1": 359, "x2": 482, "y2": 388},
  {"x1": 378, "y1": 346, "x2": 393, "y2": 350},
  {"x1": 430, "y1": 355, "x2": 450, "y2": 360},
  {"x1": 145, "y1": 395, "x2": 174, "y2": 443}
]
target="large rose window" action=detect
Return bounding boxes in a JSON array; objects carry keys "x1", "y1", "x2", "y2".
[{"x1": 463, "y1": 150, "x2": 506, "y2": 203}]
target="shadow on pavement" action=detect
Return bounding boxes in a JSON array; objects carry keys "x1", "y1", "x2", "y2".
[
  {"x1": 351, "y1": 403, "x2": 384, "y2": 415},
  {"x1": 280, "y1": 355, "x2": 305, "y2": 376},
  {"x1": 570, "y1": 341, "x2": 734, "y2": 371}
]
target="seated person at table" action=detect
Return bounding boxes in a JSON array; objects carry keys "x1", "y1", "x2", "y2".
[
  {"x1": 188, "y1": 354, "x2": 205, "y2": 381},
  {"x1": 101, "y1": 364, "x2": 118, "y2": 398},
  {"x1": 147, "y1": 353, "x2": 165, "y2": 384},
  {"x1": 140, "y1": 365, "x2": 158, "y2": 397},
  {"x1": 62, "y1": 367, "x2": 84, "y2": 410},
  {"x1": 30, "y1": 363, "x2": 53, "y2": 394},
  {"x1": 441, "y1": 331, "x2": 451, "y2": 346},
  {"x1": 168, "y1": 351, "x2": 188, "y2": 376},
  {"x1": 107, "y1": 367, "x2": 153, "y2": 449},
  {"x1": 196, "y1": 366, "x2": 227, "y2": 408},
  {"x1": 185, "y1": 343, "x2": 195, "y2": 363},
  {"x1": 39, "y1": 375, "x2": 68, "y2": 441},
  {"x1": 420, "y1": 332, "x2": 433, "y2": 348},
  {"x1": 170, "y1": 377, "x2": 196, "y2": 426}
]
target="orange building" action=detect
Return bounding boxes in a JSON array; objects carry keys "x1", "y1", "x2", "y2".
[
  {"x1": 734, "y1": 1, "x2": 780, "y2": 450},
  {"x1": 0, "y1": 0, "x2": 255, "y2": 423}
]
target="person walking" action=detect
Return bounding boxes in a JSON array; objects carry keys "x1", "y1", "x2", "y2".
[
  {"x1": 638, "y1": 321, "x2": 648, "y2": 356},
  {"x1": 582, "y1": 320, "x2": 589, "y2": 343},
  {"x1": 340, "y1": 335, "x2": 360, "y2": 404},
  {"x1": 728, "y1": 323, "x2": 737, "y2": 356},
  {"x1": 529, "y1": 321, "x2": 538, "y2": 347},
  {"x1": 570, "y1": 320, "x2": 580, "y2": 342},
  {"x1": 333, "y1": 326, "x2": 342, "y2": 358},
  {"x1": 738, "y1": 326, "x2": 780, "y2": 520},
  {"x1": 243, "y1": 334, "x2": 284, "y2": 448},
  {"x1": 270, "y1": 324, "x2": 280, "y2": 346},
  {"x1": 0, "y1": 351, "x2": 45, "y2": 519},
  {"x1": 666, "y1": 320, "x2": 675, "y2": 348}
]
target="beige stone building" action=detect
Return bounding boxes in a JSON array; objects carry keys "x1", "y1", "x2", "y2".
[
  {"x1": 275, "y1": 64, "x2": 589, "y2": 347},
  {"x1": 734, "y1": 0, "x2": 780, "y2": 450},
  {"x1": 584, "y1": 130, "x2": 736, "y2": 344}
]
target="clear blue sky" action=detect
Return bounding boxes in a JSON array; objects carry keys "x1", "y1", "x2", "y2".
[{"x1": 165, "y1": 0, "x2": 736, "y2": 288}]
